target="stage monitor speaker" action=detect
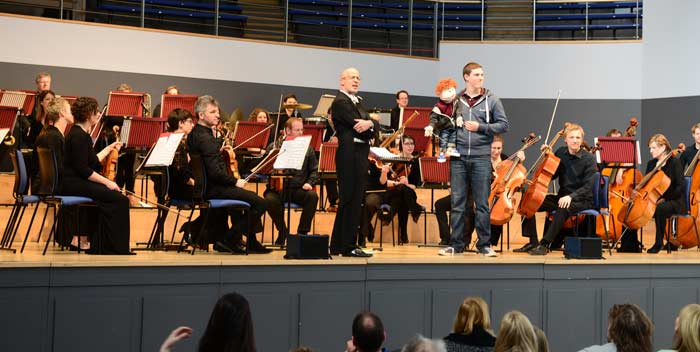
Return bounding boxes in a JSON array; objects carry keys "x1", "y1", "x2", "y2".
[
  {"x1": 285, "y1": 234, "x2": 330, "y2": 259},
  {"x1": 564, "y1": 237, "x2": 603, "y2": 259}
]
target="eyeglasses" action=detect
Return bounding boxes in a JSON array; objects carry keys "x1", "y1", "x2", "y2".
[{"x1": 403, "y1": 142, "x2": 415, "y2": 146}]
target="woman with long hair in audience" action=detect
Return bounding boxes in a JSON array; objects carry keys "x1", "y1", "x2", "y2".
[
  {"x1": 443, "y1": 297, "x2": 496, "y2": 352},
  {"x1": 579, "y1": 303, "x2": 652, "y2": 352},
  {"x1": 659, "y1": 303, "x2": 700, "y2": 352},
  {"x1": 62, "y1": 97, "x2": 131, "y2": 254},
  {"x1": 494, "y1": 311, "x2": 537, "y2": 352}
]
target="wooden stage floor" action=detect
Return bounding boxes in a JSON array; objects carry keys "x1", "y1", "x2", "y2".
[{"x1": 3, "y1": 240, "x2": 700, "y2": 268}]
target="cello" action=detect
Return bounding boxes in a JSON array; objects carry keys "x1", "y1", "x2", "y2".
[
  {"x1": 101, "y1": 125, "x2": 119, "y2": 181},
  {"x1": 595, "y1": 118, "x2": 643, "y2": 241},
  {"x1": 517, "y1": 124, "x2": 568, "y2": 218},
  {"x1": 617, "y1": 148, "x2": 682, "y2": 230},
  {"x1": 672, "y1": 143, "x2": 700, "y2": 248},
  {"x1": 490, "y1": 133, "x2": 541, "y2": 225}
]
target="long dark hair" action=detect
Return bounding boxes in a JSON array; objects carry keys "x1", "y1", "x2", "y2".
[
  {"x1": 608, "y1": 304, "x2": 653, "y2": 352},
  {"x1": 198, "y1": 292, "x2": 256, "y2": 352}
]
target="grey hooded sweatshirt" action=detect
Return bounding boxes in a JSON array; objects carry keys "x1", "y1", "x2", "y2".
[{"x1": 453, "y1": 88, "x2": 509, "y2": 157}]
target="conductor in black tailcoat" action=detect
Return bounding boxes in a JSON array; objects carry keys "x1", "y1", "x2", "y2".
[{"x1": 329, "y1": 68, "x2": 379, "y2": 257}]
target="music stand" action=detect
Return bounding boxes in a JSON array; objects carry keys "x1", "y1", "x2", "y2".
[
  {"x1": 318, "y1": 142, "x2": 338, "y2": 209},
  {"x1": 121, "y1": 117, "x2": 167, "y2": 148},
  {"x1": 0, "y1": 106, "x2": 19, "y2": 132},
  {"x1": 160, "y1": 94, "x2": 197, "y2": 118},
  {"x1": 402, "y1": 107, "x2": 431, "y2": 128},
  {"x1": 594, "y1": 136, "x2": 641, "y2": 252},
  {"x1": 107, "y1": 91, "x2": 146, "y2": 117},
  {"x1": 0, "y1": 91, "x2": 30, "y2": 112},
  {"x1": 233, "y1": 121, "x2": 271, "y2": 149},
  {"x1": 302, "y1": 124, "x2": 325, "y2": 152},
  {"x1": 312, "y1": 94, "x2": 335, "y2": 117},
  {"x1": 418, "y1": 157, "x2": 451, "y2": 247}
]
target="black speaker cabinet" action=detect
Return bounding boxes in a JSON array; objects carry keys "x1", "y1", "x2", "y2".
[
  {"x1": 564, "y1": 237, "x2": 603, "y2": 259},
  {"x1": 284, "y1": 234, "x2": 330, "y2": 259}
]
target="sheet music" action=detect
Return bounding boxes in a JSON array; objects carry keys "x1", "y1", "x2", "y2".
[
  {"x1": 0, "y1": 128, "x2": 9, "y2": 142},
  {"x1": 121, "y1": 119, "x2": 132, "y2": 146},
  {"x1": 274, "y1": 135, "x2": 311, "y2": 170},
  {"x1": 145, "y1": 132, "x2": 184, "y2": 167},
  {"x1": 370, "y1": 147, "x2": 398, "y2": 160}
]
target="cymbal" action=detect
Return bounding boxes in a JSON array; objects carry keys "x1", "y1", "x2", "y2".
[{"x1": 283, "y1": 103, "x2": 313, "y2": 110}]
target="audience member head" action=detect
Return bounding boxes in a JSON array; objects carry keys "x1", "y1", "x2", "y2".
[
  {"x1": 198, "y1": 292, "x2": 256, "y2": 352},
  {"x1": 672, "y1": 303, "x2": 700, "y2": 352},
  {"x1": 35, "y1": 72, "x2": 51, "y2": 91},
  {"x1": 36, "y1": 90, "x2": 56, "y2": 123},
  {"x1": 167, "y1": 108, "x2": 194, "y2": 134},
  {"x1": 45, "y1": 97, "x2": 72, "y2": 127},
  {"x1": 494, "y1": 311, "x2": 537, "y2": 352},
  {"x1": 401, "y1": 334, "x2": 446, "y2": 352},
  {"x1": 71, "y1": 97, "x2": 100, "y2": 125},
  {"x1": 452, "y1": 297, "x2": 494, "y2": 336},
  {"x1": 164, "y1": 85, "x2": 179, "y2": 95},
  {"x1": 249, "y1": 108, "x2": 270, "y2": 123},
  {"x1": 534, "y1": 327, "x2": 548, "y2": 352},
  {"x1": 195, "y1": 95, "x2": 220, "y2": 128},
  {"x1": 605, "y1": 303, "x2": 652, "y2": 352},
  {"x1": 396, "y1": 90, "x2": 409, "y2": 108},
  {"x1": 351, "y1": 311, "x2": 385, "y2": 352}
]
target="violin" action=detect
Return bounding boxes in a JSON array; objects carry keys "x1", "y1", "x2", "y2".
[
  {"x1": 518, "y1": 123, "x2": 569, "y2": 218},
  {"x1": 101, "y1": 125, "x2": 119, "y2": 182},
  {"x1": 489, "y1": 133, "x2": 541, "y2": 225},
  {"x1": 617, "y1": 148, "x2": 682, "y2": 230},
  {"x1": 220, "y1": 128, "x2": 240, "y2": 179},
  {"x1": 672, "y1": 141, "x2": 700, "y2": 248}
]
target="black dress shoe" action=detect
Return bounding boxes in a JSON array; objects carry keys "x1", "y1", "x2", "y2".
[
  {"x1": 528, "y1": 244, "x2": 549, "y2": 256},
  {"x1": 342, "y1": 248, "x2": 372, "y2": 257},
  {"x1": 274, "y1": 236, "x2": 286, "y2": 247},
  {"x1": 513, "y1": 243, "x2": 535, "y2": 253},
  {"x1": 248, "y1": 241, "x2": 272, "y2": 254},
  {"x1": 411, "y1": 206, "x2": 423, "y2": 223},
  {"x1": 662, "y1": 243, "x2": 679, "y2": 251},
  {"x1": 647, "y1": 244, "x2": 662, "y2": 254}
]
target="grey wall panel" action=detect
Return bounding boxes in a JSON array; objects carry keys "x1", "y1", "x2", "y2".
[
  {"x1": 52, "y1": 295, "x2": 138, "y2": 352},
  {"x1": 491, "y1": 287, "x2": 542, "y2": 332},
  {"x1": 546, "y1": 288, "x2": 598, "y2": 352},
  {"x1": 368, "y1": 288, "x2": 428, "y2": 350},
  {"x1": 299, "y1": 288, "x2": 364, "y2": 352},
  {"x1": 141, "y1": 293, "x2": 219, "y2": 352},
  {"x1": 238, "y1": 289, "x2": 298, "y2": 352},
  {"x1": 0, "y1": 289, "x2": 49, "y2": 352},
  {"x1": 652, "y1": 284, "x2": 698, "y2": 351}
]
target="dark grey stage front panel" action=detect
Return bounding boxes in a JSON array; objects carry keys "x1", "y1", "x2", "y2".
[{"x1": 1, "y1": 263, "x2": 700, "y2": 352}]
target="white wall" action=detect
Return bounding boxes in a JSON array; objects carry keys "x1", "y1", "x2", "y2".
[
  {"x1": 438, "y1": 42, "x2": 643, "y2": 100},
  {"x1": 642, "y1": 0, "x2": 700, "y2": 99},
  {"x1": 0, "y1": 15, "x2": 440, "y2": 96}
]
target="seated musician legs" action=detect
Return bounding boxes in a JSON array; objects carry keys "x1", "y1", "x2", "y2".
[
  {"x1": 361, "y1": 193, "x2": 383, "y2": 244},
  {"x1": 516, "y1": 195, "x2": 558, "y2": 253},
  {"x1": 434, "y1": 196, "x2": 452, "y2": 245},
  {"x1": 649, "y1": 199, "x2": 684, "y2": 253},
  {"x1": 263, "y1": 189, "x2": 289, "y2": 244}
]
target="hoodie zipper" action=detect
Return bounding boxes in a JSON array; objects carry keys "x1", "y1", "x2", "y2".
[{"x1": 462, "y1": 93, "x2": 487, "y2": 157}]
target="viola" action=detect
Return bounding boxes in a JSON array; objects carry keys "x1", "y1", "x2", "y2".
[
  {"x1": 102, "y1": 125, "x2": 119, "y2": 182},
  {"x1": 220, "y1": 128, "x2": 240, "y2": 179},
  {"x1": 617, "y1": 148, "x2": 682, "y2": 230},
  {"x1": 518, "y1": 124, "x2": 569, "y2": 218},
  {"x1": 489, "y1": 133, "x2": 541, "y2": 225},
  {"x1": 673, "y1": 143, "x2": 700, "y2": 248}
]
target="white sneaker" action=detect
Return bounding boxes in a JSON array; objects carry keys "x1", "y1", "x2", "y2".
[
  {"x1": 479, "y1": 246, "x2": 498, "y2": 257},
  {"x1": 438, "y1": 247, "x2": 455, "y2": 256}
]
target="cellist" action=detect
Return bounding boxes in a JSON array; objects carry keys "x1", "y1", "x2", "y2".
[
  {"x1": 518, "y1": 124, "x2": 598, "y2": 256},
  {"x1": 623, "y1": 134, "x2": 685, "y2": 254},
  {"x1": 680, "y1": 123, "x2": 700, "y2": 169}
]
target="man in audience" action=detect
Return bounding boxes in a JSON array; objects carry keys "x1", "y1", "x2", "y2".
[
  {"x1": 401, "y1": 335, "x2": 446, "y2": 352},
  {"x1": 346, "y1": 311, "x2": 387, "y2": 352}
]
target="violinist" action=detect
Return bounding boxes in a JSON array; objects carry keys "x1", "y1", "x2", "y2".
[
  {"x1": 62, "y1": 97, "x2": 132, "y2": 254},
  {"x1": 186, "y1": 95, "x2": 271, "y2": 254},
  {"x1": 359, "y1": 145, "x2": 391, "y2": 247},
  {"x1": 630, "y1": 134, "x2": 685, "y2": 254},
  {"x1": 263, "y1": 118, "x2": 319, "y2": 246},
  {"x1": 386, "y1": 134, "x2": 424, "y2": 244},
  {"x1": 519, "y1": 124, "x2": 597, "y2": 256},
  {"x1": 438, "y1": 62, "x2": 509, "y2": 257},
  {"x1": 680, "y1": 123, "x2": 700, "y2": 169},
  {"x1": 234, "y1": 108, "x2": 271, "y2": 176},
  {"x1": 165, "y1": 108, "x2": 196, "y2": 201}
]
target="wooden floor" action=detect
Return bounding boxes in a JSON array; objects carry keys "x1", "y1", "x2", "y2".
[{"x1": 3, "y1": 174, "x2": 698, "y2": 268}]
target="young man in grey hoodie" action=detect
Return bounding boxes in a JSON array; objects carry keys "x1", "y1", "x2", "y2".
[{"x1": 439, "y1": 62, "x2": 509, "y2": 257}]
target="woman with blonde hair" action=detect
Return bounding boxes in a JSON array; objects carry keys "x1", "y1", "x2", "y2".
[
  {"x1": 494, "y1": 311, "x2": 537, "y2": 352},
  {"x1": 659, "y1": 303, "x2": 700, "y2": 352},
  {"x1": 443, "y1": 297, "x2": 495, "y2": 352}
]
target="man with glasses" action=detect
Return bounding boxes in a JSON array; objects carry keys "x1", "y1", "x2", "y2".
[{"x1": 263, "y1": 117, "x2": 319, "y2": 246}]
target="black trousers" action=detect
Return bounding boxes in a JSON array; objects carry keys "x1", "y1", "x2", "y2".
[
  {"x1": 331, "y1": 142, "x2": 369, "y2": 254},
  {"x1": 386, "y1": 185, "x2": 421, "y2": 242},
  {"x1": 521, "y1": 194, "x2": 593, "y2": 244},
  {"x1": 360, "y1": 192, "x2": 386, "y2": 243},
  {"x1": 264, "y1": 187, "x2": 318, "y2": 236},
  {"x1": 116, "y1": 151, "x2": 136, "y2": 193},
  {"x1": 61, "y1": 178, "x2": 131, "y2": 254},
  {"x1": 206, "y1": 187, "x2": 268, "y2": 243},
  {"x1": 325, "y1": 179, "x2": 339, "y2": 207}
]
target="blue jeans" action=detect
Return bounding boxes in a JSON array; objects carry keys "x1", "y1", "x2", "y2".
[{"x1": 450, "y1": 155, "x2": 492, "y2": 251}]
